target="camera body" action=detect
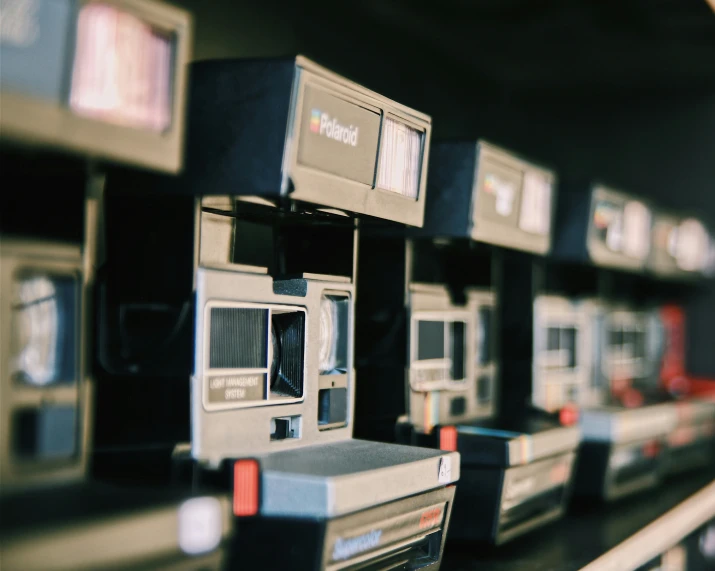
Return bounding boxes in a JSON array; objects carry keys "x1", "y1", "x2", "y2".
[
  {"x1": 657, "y1": 305, "x2": 715, "y2": 476},
  {"x1": 193, "y1": 233, "x2": 356, "y2": 463},
  {"x1": 532, "y1": 295, "x2": 590, "y2": 414},
  {"x1": 0, "y1": 237, "x2": 91, "y2": 493},
  {"x1": 97, "y1": 55, "x2": 460, "y2": 570},
  {"x1": 180, "y1": 56, "x2": 430, "y2": 226}
]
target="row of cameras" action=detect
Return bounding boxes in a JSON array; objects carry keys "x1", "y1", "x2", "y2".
[{"x1": 1, "y1": 1, "x2": 714, "y2": 567}]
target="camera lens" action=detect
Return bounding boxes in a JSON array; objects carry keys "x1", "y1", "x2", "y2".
[{"x1": 319, "y1": 297, "x2": 338, "y2": 374}]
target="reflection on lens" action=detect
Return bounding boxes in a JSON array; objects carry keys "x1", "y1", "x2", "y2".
[
  {"x1": 11, "y1": 275, "x2": 70, "y2": 386},
  {"x1": 319, "y1": 297, "x2": 339, "y2": 374}
]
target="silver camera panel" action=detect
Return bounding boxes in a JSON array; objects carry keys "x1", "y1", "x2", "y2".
[
  {"x1": 193, "y1": 268, "x2": 354, "y2": 465},
  {"x1": 472, "y1": 141, "x2": 556, "y2": 254},
  {"x1": 0, "y1": 0, "x2": 192, "y2": 174},
  {"x1": 283, "y1": 57, "x2": 431, "y2": 227},
  {"x1": 586, "y1": 185, "x2": 652, "y2": 272},
  {"x1": 532, "y1": 295, "x2": 590, "y2": 413},
  {"x1": 407, "y1": 284, "x2": 495, "y2": 431},
  {"x1": 0, "y1": 239, "x2": 91, "y2": 492}
]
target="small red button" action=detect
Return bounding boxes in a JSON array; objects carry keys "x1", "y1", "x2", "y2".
[
  {"x1": 233, "y1": 459, "x2": 260, "y2": 517},
  {"x1": 439, "y1": 426, "x2": 458, "y2": 451}
]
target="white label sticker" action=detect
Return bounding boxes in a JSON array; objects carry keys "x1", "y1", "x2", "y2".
[
  {"x1": 519, "y1": 171, "x2": 552, "y2": 235},
  {"x1": 438, "y1": 456, "x2": 452, "y2": 484},
  {"x1": 178, "y1": 497, "x2": 223, "y2": 555}
]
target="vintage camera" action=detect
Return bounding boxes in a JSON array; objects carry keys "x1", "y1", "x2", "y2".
[
  {"x1": 573, "y1": 300, "x2": 677, "y2": 501},
  {"x1": 406, "y1": 284, "x2": 497, "y2": 433},
  {"x1": 0, "y1": 4, "x2": 233, "y2": 568},
  {"x1": 177, "y1": 55, "x2": 430, "y2": 226},
  {"x1": 0, "y1": 0, "x2": 191, "y2": 174},
  {"x1": 657, "y1": 305, "x2": 715, "y2": 476},
  {"x1": 97, "y1": 56, "x2": 459, "y2": 571},
  {"x1": 553, "y1": 183, "x2": 652, "y2": 272},
  {"x1": 415, "y1": 140, "x2": 554, "y2": 254},
  {"x1": 357, "y1": 140, "x2": 580, "y2": 545}
]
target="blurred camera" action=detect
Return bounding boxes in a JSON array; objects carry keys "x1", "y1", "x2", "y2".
[
  {"x1": 532, "y1": 295, "x2": 589, "y2": 414},
  {"x1": 407, "y1": 284, "x2": 497, "y2": 431},
  {"x1": 0, "y1": 237, "x2": 90, "y2": 492},
  {"x1": 417, "y1": 140, "x2": 555, "y2": 254},
  {"x1": 97, "y1": 55, "x2": 459, "y2": 570}
]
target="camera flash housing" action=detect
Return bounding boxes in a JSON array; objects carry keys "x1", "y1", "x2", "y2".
[{"x1": 0, "y1": 0, "x2": 191, "y2": 173}]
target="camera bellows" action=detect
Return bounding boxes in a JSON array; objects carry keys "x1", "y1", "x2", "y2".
[{"x1": 270, "y1": 312, "x2": 305, "y2": 398}]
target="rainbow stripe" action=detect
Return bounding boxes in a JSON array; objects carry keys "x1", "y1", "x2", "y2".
[{"x1": 310, "y1": 109, "x2": 321, "y2": 133}]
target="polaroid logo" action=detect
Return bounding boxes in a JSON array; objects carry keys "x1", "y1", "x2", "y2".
[
  {"x1": 310, "y1": 109, "x2": 359, "y2": 146},
  {"x1": 332, "y1": 529, "x2": 382, "y2": 561}
]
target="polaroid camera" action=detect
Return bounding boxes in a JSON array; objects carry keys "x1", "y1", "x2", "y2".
[
  {"x1": 657, "y1": 305, "x2": 715, "y2": 476},
  {"x1": 571, "y1": 300, "x2": 676, "y2": 501},
  {"x1": 97, "y1": 56, "x2": 459, "y2": 570},
  {"x1": 357, "y1": 140, "x2": 579, "y2": 545},
  {"x1": 0, "y1": 3, "x2": 232, "y2": 569}
]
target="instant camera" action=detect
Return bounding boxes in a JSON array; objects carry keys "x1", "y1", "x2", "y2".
[
  {"x1": 0, "y1": 3, "x2": 232, "y2": 569},
  {"x1": 356, "y1": 140, "x2": 579, "y2": 545},
  {"x1": 97, "y1": 56, "x2": 459, "y2": 570},
  {"x1": 657, "y1": 305, "x2": 715, "y2": 476},
  {"x1": 572, "y1": 301, "x2": 677, "y2": 501}
]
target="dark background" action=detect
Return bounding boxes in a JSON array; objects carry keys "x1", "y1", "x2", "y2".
[{"x1": 173, "y1": 0, "x2": 715, "y2": 375}]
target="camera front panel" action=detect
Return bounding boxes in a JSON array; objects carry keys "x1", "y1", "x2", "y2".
[
  {"x1": 193, "y1": 268, "x2": 354, "y2": 463},
  {"x1": 532, "y1": 295, "x2": 589, "y2": 414}
]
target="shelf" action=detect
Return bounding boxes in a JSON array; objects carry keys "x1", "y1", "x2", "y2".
[{"x1": 442, "y1": 470, "x2": 715, "y2": 571}]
